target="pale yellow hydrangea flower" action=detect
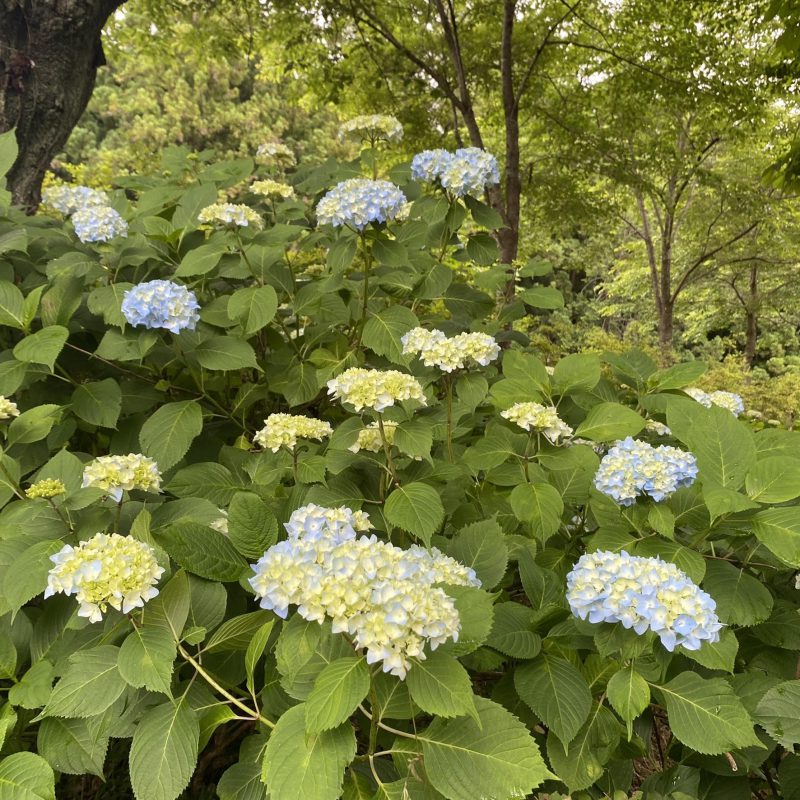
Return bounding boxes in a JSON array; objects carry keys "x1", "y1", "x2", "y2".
[
  {"x1": 82, "y1": 453, "x2": 162, "y2": 502},
  {"x1": 327, "y1": 368, "x2": 426, "y2": 412},
  {"x1": 0, "y1": 396, "x2": 19, "y2": 420},
  {"x1": 501, "y1": 402, "x2": 573, "y2": 443},
  {"x1": 253, "y1": 413, "x2": 333, "y2": 452}
]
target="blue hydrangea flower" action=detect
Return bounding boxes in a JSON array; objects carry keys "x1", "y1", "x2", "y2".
[
  {"x1": 567, "y1": 550, "x2": 722, "y2": 651},
  {"x1": 316, "y1": 179, "x2": 407, "y2": 230},
  {"x1": 121, "y1": 280, "x2": 200, "y2": 334},
  {"x1": 440, "y1": 147, "x2": 500, "y2": 196},
  {"x1": 42, "y1": 184, "x2": 110, "y2": 216},
  {"x1": 72, "y1": 206, "x2": 128, "y2": 243},
  {"x1": 411, "y1": 149, "x2": 454, "y2": 182},
  {"x1": 594, "y1": 437, "x2": 697, "y2": 506}
]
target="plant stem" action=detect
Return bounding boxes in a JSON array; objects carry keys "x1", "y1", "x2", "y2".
[
  {"x1": 445, "y1": 374, "x2": 454, "y2": 462},
  {"x1": 377, "y1": 416, "x2": 399, "y2": 487}
]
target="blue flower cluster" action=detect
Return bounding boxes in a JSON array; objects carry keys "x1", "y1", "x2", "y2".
[
  {"x1": 411, "y1": 147, "x2": 500, "y2": 196},
  {"x1": 72, "y1": 206, "x2": 128, "y2": 243},
  {"x1": 567, "y1": 550, "x2": 722, "y2": 651},
  {"x1": 42, "y1": 184, "x2": 110, "y2": 216},
  {"x1": 121, "y1": 280, "x2": 200, "y2": 334},
  {"x1": 594, "y1": 437, "x2": 697, "y2": 506},
  {"x1": 316, "y1": 179, "x2": 407, "y2": 230}
]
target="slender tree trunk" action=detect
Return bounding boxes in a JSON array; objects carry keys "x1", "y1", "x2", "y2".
[
  {"x1": 744, "y1": 263, "x2": 759, "y2": 367},
  {"x1": 499, "y1": 0, "x2": 520, "y2": 268},
  {"x1": 0, "y1": 0, "x2": 125, "y2": 211}
]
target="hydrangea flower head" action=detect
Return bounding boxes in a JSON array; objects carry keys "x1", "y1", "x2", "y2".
[
  {"x1": 256, "y1": 141, "x2": 296, "y2": 167},
  {"x1": 121, "y1": 280, "x2": 200, "y2": 334},
  {"x1": 210, "y1": 510, "x2": 229, "y2": 535},
  {"x1": 45, "y1": 533, "x2": 164, "y2": 623},
  {"x1": 401, "y1": 327, "x2": 500, "y2": 372},
  {"x1": 42, "y1": 184, "x2": 110, "y2": 216},
  {"x1": 72, "y1": 206, "x2": 128, "y2": 243},
  {"x1": 501, "y1": 402, "x2": 573, "y2": 443},
  {"x1": 411, "y1": 149, "x2": 454, "y2": 182},
  {"x1": 567, "y1": 550, "x2": 722, "y2": 651},
  {"x1": 316, "y1": 179, "x2": 407, "y2": 230},
  {"x1": 253, "y1": 413, "x2": 333, "y2": 452},
  {"x1": 685, "y1": 387, "x2": 744, "y2": 417},
  {"x1": 594, "y1": 437, "x2": 697, "y2": 506},
  {"x1": 645, "y1": 420, "x2": 672, "y2": 436},
  {"x1": 0, "y1": 396, "x2": 19, "y2": 420},
  {"x1": 82, "y1": 453, "x2": 162, "y2": 502},
  {"x1": 440, "y1": 147, "x2": 500, "y2": 197},
  {"x1": 26, "y1": 479, "x2": 67, "y2": 499},
  {"x1": 340, "y1": 114, "x2": 403, "y2": 142},
  {"x1": 249, "y1": 505, "x2": 479, "y2": 678},
  {"x1": 327, "y1": 368, "x2": 426, "y2": 412},
  {"x1": 349, "y1": 421, "x2": 397, "y2": 453},
  {"x1": 198, "y1": 203, "x2": 262, "y2": 229},
  {"x1": 252, "y1": 179, "x2": 295, "y2": 199}
]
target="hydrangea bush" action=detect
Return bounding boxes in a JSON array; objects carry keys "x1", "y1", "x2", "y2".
[{"x1": 2, "y1": 125, "x2": 800, "y2": 799}]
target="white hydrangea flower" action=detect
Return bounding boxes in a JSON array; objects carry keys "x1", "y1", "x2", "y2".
[
  {"x1": 81, "y1": 454, "x2": 162, "y2": 502},
  {"x1": 401, "y1": 327, "x2": 500, "y2": 372},
  {"x1": 256, "y1": 141, "x2": 296, "y2": 167},
  {"x1": 501, "y1": 402, "x2": 573, "y2": 443},
  {"x1": 72, "y1": 206, "x2": 128, "y2": 243},
  {"x1": 645, "y1": 420, "x2": 672, "y2": 436},
  {"x1": 348, "y1": 421, "x2": 397, "y2": 453},
  {"x1": 198, "y1": 203, "x2": 262, "y2": 229},
  {"x1": 252, "y1": 179, "x2": 295, "y2": 199},
  {"x1": 45, "y1": 533, "x2": 164, "y2": 623},
  {"x1": 41, "y1": 184, "x2": 110, "y2": 216},
  {"x1": 210, "y1": 509, "x2": 229, "y2": 535},
  {"x1": 340, "y1": 114, "x2": 403, "y2": 142},
  {"x1": 253, "y1": 413, "x2": 333, "y2": 452},
  {"x1": 685, "y1": 387, "x2": 744, "y2": 417},
  {"x1": 0, "y1": 396, "x2": 19, "y2": 420},
  {"x1": 327, "y1": 368, "x2": 426, "y2": 412}
]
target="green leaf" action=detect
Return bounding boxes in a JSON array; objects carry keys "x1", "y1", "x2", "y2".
[
  {"x1": 193, "y1": 336, "x2": 258, "y2": 371},
  {"x1": 206, "y1": 611, "x2": 274, "y2": 653},
  {"x1": 160, "y1": 521, "x2": 247, "y2": 582},
  {"x1": 751, "y1": 507, "x2": 800, "y2": 567},
  {"x1": 552, "y1": 354, "x2": 601, "y2": 395},
  {"x1": 754, "y1": 680, "x2": 800, "y2": 747},
  {"x1": 43, "y1": 646, "x2": 126, "y2": 719},
  {"x1": 607, "y1": 665, "x2": 650, "y2": 736},
  {"x1": 681, "y1": 628, "x2": 738, "y2": 673},
  {"x1": 648, "y1": 361, "x2": 707, "y2": 391},
  {"x1": 702, "y1": 559, "x2": 773, "y2": 626},
  {"x1": 362, "y1": 306, "x2": 418, "y2": 365},
  {"x1": 13, "y1": 326, "x2": 68, "y2": 370},
  {"x1": 305, "y1": 656, "x2": 370, "y2": 734},
  {"x1": 6, "y1": 404, "x2": 62, "y2": 446},
  {"x1": 228, "y1": 286, "x2": 278, "y2": 335},
  {"x1": 746, "y1": 457, "x2": 800, "y2": 503},
  {"x1": 0, "y1": 752, "x2": 56, "y2": 800},
  {"x1": 167, "y1": 462, "x2": 241, "y2": 505},
  {"x1": 8, "y1": 661, "x2": 54, "y2": 709},
  {"x1": 658, "y1": 672, "x2": 761, "y2": 754},
  {"x1": 129, "y1": 698, "x2": 200, "y2": 800},
  {"x1": 262, "y1": 703, "x2": 356, "y2": 800},
  {"x1": 175, "y1": 241, "x2": 226, "y2": 277},
  {"x1": 574, "y1": 402, "x2": 645, "y2": 442},
  {"x1": 406, "y1": 650, "x2": 477, "y2": 721},
  {"x1": 486, "y1": 602, "x2": 541, "y2": 659},
  {"x1": 384, "y1": 482, "x2": 444, "y2": 546},
  {"x1": 0, "y1": 129, "x2": 19, "y2": 177},
  {"x1": 509, "y1": 482, "x2": 563, "y2": 543},
  {"x1": 71, "y1": 379, "x2": 122, "y2": 428},
  {"x1": 464, "y1": 195, "x2": 504, "y2": 229},
  {"x1": 0, "y1": 281, "x2": 25, "y2": 329},
  {"x1": 37, "y1": 712, "x2": 113, "y2": 778},
  {"x1": 227, "y1": 492, "x2": 279, "y2": 559},
  {"x1": 393, "y1": 419, "x2": 433, "y2": 460},
  {"x1": 3, "y1": 540, "x2": 64, "y2": 615},
  {"x1": 446, "y1": 518, "x2": 508, "y2": 589},
  {"x1": 518, "y1": 286, "x2": 564, "y2": 309},
  {"x1": 515, "y1": 655, "x2": 592, "y2": 744},
  {"x1": 419, "y1": 696, "x2": 547, "y2": 800},
  {"x1": 139, "y1": 400, "x2": 204, "y2": 471},
  {"x1": 245, "y1": 621, "x2": 274, "y2": 697}
]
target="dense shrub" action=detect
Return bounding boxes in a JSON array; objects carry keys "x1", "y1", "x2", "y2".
[{"x1": 2, "y1": 127, "x2": 800, "y2": 800}]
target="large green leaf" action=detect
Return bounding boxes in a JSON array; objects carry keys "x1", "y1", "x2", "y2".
[
  {"x1": 13, "y1": 326, "x2": 68, "y2": 371},
  {"x1": 262, "y1": 703, "x2": 356, "y2": 800},
  {"x1": 37, "y1": 711, "x2": 114, "y2": 778},
  {"x1": 384, "y1": 482, "x2": 444, "y2": 546},
  {"x1": 71, "y1": 379, "x2": 122, "y2": 428},
  {"x1": 406, "y1": 651, "x2": 477, "y2": 721},
  {"x1": 129, "y1": 698, "x2": 200, "y2": 800},
  {"x1": 304, "y1": 656, "x2": 370, "y2": 734},
  {"x1": 658, "y1": 672, "x2": 761, "y2": 754},
  {"x1": 509, "y1": 482, "x2": 563, "y2": 543},
  {"x1": 419, "y1": 696, "x2": 547, "y2": 800},
  {"x1": 745, "y1": 456, "x2": 800, "y2": 503},
  {"x1": 486, "y1": 602, "x2": 541, "y2": 659},
  {"x1": 160, "y1": 521, "x2": 247, "y2": 581},
  {"x1": 139, "y1": 400, "x2": 204, "y2": 471},
  {"x1": 573, "y1": 402, "x2": 645, "y2": 442},
  {"x1": 515, "y1": 654, "x2": 592, "y2": 744},
  {"x1": 0, "y1": 281, "x2": 25, "y2": 329},
  {"x1": 606, "y1": 665, "x2": 650, "y2": 736},
  {"x1": 751, "y1": 507, "x2": 800, "y2": 567},
  {"x1": 362, "y1": 306, "x2": 418, "y2": 365},
  {"x1": 227, "y1": 492, "x2": 279, "y2": 559},
  {"x1": 0, "y1": 752, "x2": 55, "y2": 800},
  {"x1": 702, "y1": 559, "x2": 773, "y2": 626},
  {"x1": 754, "y1": 680, "x2": 800, "y2": 747},
  {"x1": 445, "y1": 518, "x2": 508, "y2": 589},
  {"x1": 552, "y1": 354, "x2": 601, "y2": 395},
  {"x1": 193, "y1": 336, "x2": 259, "y2": 371},
  {"x1": 227, "y1": 285, "x2": 278, "y2": 335}
]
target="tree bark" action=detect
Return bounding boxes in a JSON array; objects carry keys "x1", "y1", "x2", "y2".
[
  {"x1": 744, "y1": 262, "x2": 759, "y2": 367},
  {"x1": 0, "y1": 0, "x2": 125, "y2": 211}
]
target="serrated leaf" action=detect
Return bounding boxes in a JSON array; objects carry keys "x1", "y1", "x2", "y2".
[
  {"x1": 71, "y1": 379, "x2": 122, "y2": 428},
  {"x1": 0, "y1": 281, "x2": 25, "y2": 329},
  {"x1": 139, "y1": 400, "x2": 204, "y2": 471},
  {"x1": 3, "y1": 540, "x2": 63, "y2": 615},
  {"x1": 702, "y1": 559, "x2": 773, "y2": 626},
  {"x1": 37, "y1": 711, "x2": 114, "y2": 778},
  {"x1": 607, "y1": 665, "x2": 649, "y2": 736},
  {"x1": 384, "y1": 482, "x2": 444, "y2": 546},
  {"x1": 43, "y1": 646, "x2": 126, "y2": 719},
  {"x1": 754, "y1": 680, "x2": 800, "y2": 747},
  {"x1": 574, "y1": 402, "x2": 645, "y2": 442},
  {"x1": 206, "y1": 611, "x2": 273, "y2": 653},
  {"x1": 129, "y1": 698, "x2": 200, "y2": 800},
  {"x1": 751, "y1": 507, "x2": 800, "y2": 567},
  {"x1": 487, "y1": 602, "x2": 541, "y2": 659},
  {"x1": 160, "y1": 521, "x2": 247, "y2": 581},
  {"x1": 227, "y1": 285, "x2": 278, "y2": 335},
  {"x1": 362, "y1": 306, "x2": 418, "y2": 365},
  {"x1": 13, "y1": 326, "x2": 68, "y2": 370},
  {"x1": 228, "y1": 492, "x2": 279, "y2": 559},
  {"x1": 262, "y1": 703, "x2": 356, "y2": 800},
  {"x1": 515, "y1": 654, "x2": 592, "y2": 744},
  {"x1": 658, "y1": 672, "x2": 761, "y2": 754},
  {"x1": 509, "y1": 482, "x2": 563, "y2": 543},
  {"x1": 445, "y1": 518, "x2": 507, "y2": 589},
  {"x1": 419, "y1": 696, "x2": 547, "y2": 800},
  {"x1": 406, "y1": 650, "x2": 477, "y2": 721},
  {"x1": 193, "y1": 336, "x2": 259, "y2": 371},
  {"x1": 0, "y1": 752, "x2": 56, "y2": 800},
  {"x1": 245, "y1": 621, "x2": 274, "y2": 697},
  {"x1": 305, "y1": 656, "x2": 370, "y2": 734}
]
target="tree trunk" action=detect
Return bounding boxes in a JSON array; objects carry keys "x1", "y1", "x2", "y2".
[
  {"x1": 657, "y1": 299, "x2": 674, "y2": 362},
  {"x1": 0, "y1": 0, "x2": 125, "y2": 211},
  {"x1": 744, "y1": 263, "x2": 759, "y2": 367}
]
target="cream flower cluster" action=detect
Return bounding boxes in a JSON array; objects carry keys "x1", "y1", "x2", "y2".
[
  {"x1": 501, "y1": 402, "x2": 573, "y2": 443},
  {"x1": 645, "y1": 420, "x2": 672, "y2": 436},
  {"x1": 0, "y1": 396, "x2": 19, "y2": 419},
  {"x1": 567, "y1": 550, "x2": 722, "y2": 652},
  {"x1": 327, "y1": 368, "x2": 426, "y2": 412},
  {"x1": 45, "y1": 533, "x2": 164, "y2": 623},
  {"x1": 252, "y1": 179, "x2": 295, "y2": 199},
  {"x1": 256, "y1": 141, "x2": 296, "y2": 166},
  {"x1": 685, "y1": 387, "x2": 745, "y2": 417},
  {"x1": 81, "y1": 454, "x2": 162, "y2": 502},
  {"x1": 250, "y1": 505, "x2": 479, "y2": 678},
  {"x1": 253, "y1": 413, "x2": 333, "y2": 452},
  {"x1": 41, "y1": 184, "x2": 109, "y2": 215},
  {"x1": 26, "y1": 479, "x2": 66, "y2": 499},
  {"x1": 401, "y1": 327, "x2": 500, "y2": 372},
  {"x1": 348, "y1": 421, "x2": 397, "y2": 453},
  {"x1": 284, "y1": 503, "x2": 373, "y2": 541},
  {"x1": 340, "y1": 114, "x2": 403, "y2": 142},
  {"x1": 198, "y1": 203, "x2": 262, "y2": 228}
]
